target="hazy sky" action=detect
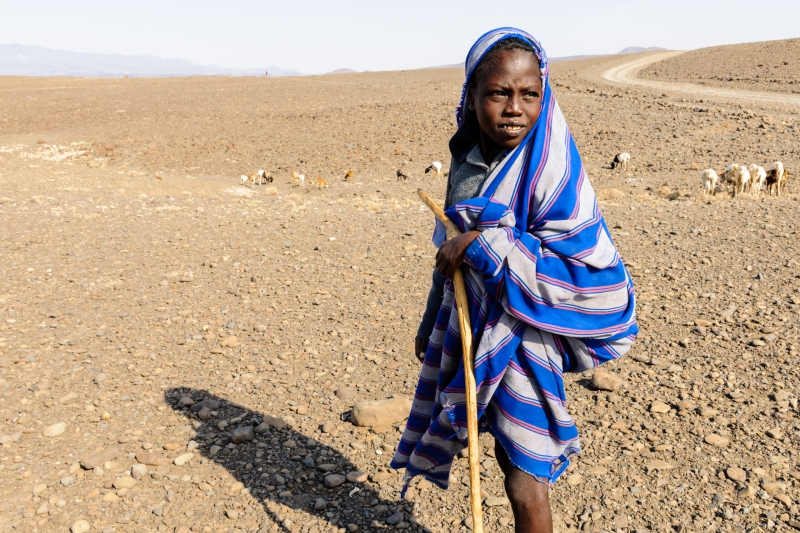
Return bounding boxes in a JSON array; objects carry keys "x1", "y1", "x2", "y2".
[{"x1": 1, "y1": 0, "x2": 798, "y2": 74}]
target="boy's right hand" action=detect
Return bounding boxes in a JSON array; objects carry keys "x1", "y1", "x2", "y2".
[{"x1": 414, "y1": 335, "x2": 428, "y2": 363}]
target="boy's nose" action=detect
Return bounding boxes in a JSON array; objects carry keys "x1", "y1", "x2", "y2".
[{"x1": 505, "y1": 96, "x2": 523, "y2": 115}]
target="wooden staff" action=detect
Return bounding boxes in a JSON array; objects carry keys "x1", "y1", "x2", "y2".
[{"x1": 417, "y1": 189, "x2": 484, "y2": 533}]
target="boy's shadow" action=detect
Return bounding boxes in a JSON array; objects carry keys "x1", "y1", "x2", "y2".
[{"x1": 166, "y1": 387, "x2": 419, "y2": 532}]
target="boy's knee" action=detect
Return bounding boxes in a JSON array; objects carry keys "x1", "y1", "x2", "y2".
[{"x1": 504, "y1": 469, "x2": 549, "y2": 509}]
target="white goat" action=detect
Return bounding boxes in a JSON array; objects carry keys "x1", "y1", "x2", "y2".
[
  {"x1": 291, "y1": 172, "x2": 305, "y2": 186},
  {"x1": 721, "y1": 164, "x2": 739, "y2": 193},
  {"x1": 733, "y1": 165, "x2": 750, "y2": 197},
  {"x1": 747, "y1": 164, "x2": 767, "y2": 199},
  {"x1": 700, "y1": 169, "x2": 719, "y2": 197},
  {"x1": 425, "y1": 161, "x2": 443, "y2": 178},
  {"x1": 256, "y1": 169, "x2": 272, "y2": 184},
  {"x1": 611, "y1": 153, "x2": 630, "y2": 170},
  {"x1": 240, "y1": 175, "x2": 250, "y2": 188}
]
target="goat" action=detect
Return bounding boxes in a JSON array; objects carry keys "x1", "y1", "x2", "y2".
[
  {"x1": 344, "y1": 170, "x2": 354, "y2": 181},
  {"x1": 700, "y1": 169, "x2": 718, "y2": 197},
  {"x1": 747, "y1": 164, "x2": 767, "y2": 199},
  {"x1": 396, "y1": 169, "x2": 410, "y2": 181},
  {"x1": 733, "y1": 165, "x2": 750, "y2": 197},
  {"x1": 611, "y1": 152, "x2": 630, "y2": 170},
  {"x1": 315, "y1": 178, "x2": 328, "y2": 190},
  {"x1": 240, "y1": 175, "x2": 250, "y2": 188},
  {"x1": 720, "y1": 164, "x2": 739, "y2": 193},
  {"x1": 765, "y1": 162, "x2": 786, "y2": 196},
  {"x1": 291, "y1": 172, "x2": 305, "y2": 186},
  {"x1": 257, "y1": 169, "x2": 272, "y2": 184},
  {"x1": 424, "y1": 161, "x2": 443, "y2": 178}
]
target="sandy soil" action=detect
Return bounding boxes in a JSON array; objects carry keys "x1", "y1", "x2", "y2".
[
  {"x1": 0, "y1": 50, "x2": 799, "y2": 533},
  {"x1": 641, "y1": 39, "x2": 800, "y2": 94}
]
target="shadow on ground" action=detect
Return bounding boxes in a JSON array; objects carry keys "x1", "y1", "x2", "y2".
[{"x1": 166, "y1": 387, "x2": 422, "y2": 533}]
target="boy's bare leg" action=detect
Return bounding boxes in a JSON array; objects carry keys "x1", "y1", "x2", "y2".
[{"x1": 495, "y1": 439, "x2": 553, "y2": 533}]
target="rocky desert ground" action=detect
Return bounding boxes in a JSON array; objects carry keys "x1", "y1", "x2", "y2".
[{"x1": 1, "y1": 40, "x2": 799, "y2": 533}]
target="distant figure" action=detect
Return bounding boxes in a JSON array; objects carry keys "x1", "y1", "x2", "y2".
[{"x1": 265, "y1": 70, "x2": 269, "y2": 78}]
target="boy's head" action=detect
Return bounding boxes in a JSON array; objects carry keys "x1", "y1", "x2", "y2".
[{"x1": 467, "y1": 37, "x2": 543, "y2": 153}]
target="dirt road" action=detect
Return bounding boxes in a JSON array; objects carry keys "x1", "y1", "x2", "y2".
[{"x1": 601, "y1": 50, "x2": 800, "y2": 105}]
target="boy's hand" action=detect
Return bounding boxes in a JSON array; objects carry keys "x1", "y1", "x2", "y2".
[
  {"x1": 414, "y1": 335, "x2": 428, "y2": 363},
  {"x1": 435, "y1": 231, "x2": 481, "y2": 279}
]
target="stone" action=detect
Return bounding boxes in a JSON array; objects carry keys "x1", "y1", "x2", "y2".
[
  {"x1": 282, "y1": 440, "x2": 297, "y2": 448},
  {"x1": 59, "y1": 392, "x2": 80, "y2": 405},
  {"x1": 726, "y1": 467, "x2": 746, "y2": 483},
  {"x1": 43, "y1": 422, "x2": 67, "y2": 438},
  {"x1": 351, "y1": 396, "x2": 413, "y2": 427},
  {"x1": 650, "y1": 401, "x2": 671, "y2": 413},
  {"x1": 173, "y1": 453, "x2": 194, "y2": 466},
  {"x1": 231, "y1": 426, "x2": 255, "y2": 444},
  {"x1": 71, "y1": 520, "x2": 91, "y2": 533},
  {"x1": 386, "y1": 512, "x2": 404, "y2": 525},
  {"x1": 61, "y1": 476, "x2": 76, "y2": 486},
  {"x1": 566, "y1": 473, "x2": 582, "y2": 485},
  {"x1": 261, "y1": 414, "x2": 287, "y2": 429},
  {"x1": 324, "y1": 474, "x2": 345, "y2": 487},
  {"x1": 371, "y1": 471, "x2": 392, "y2": 482},
  {"x1": 32, "y1": 483, "x2": 47, "y2": 495},
  {"x1": 645, "y1": 460, "x2": 674, "y2": 474},
  {"x1": 346, "y1": 471, "x2": 368, "y2": 483},
  {"x1": 113, "y1": 476, "x2": 137, "y2": 489},
  {"x1": 226, "y1": 509, "x2": 239, "y2": 520},
  {"x1": 197, "y1": 407, "x2": 212, "y2": 420},
  {"x1": 322, "y1": 420, "x2": 337, "y2": 434},
  {"x1": 102, "y1": 492, "x2": 119, "y2": 502},
  {"x1": 766, "y1": 427, "x2": 784, "y2": 439},
  {"x1": 592, "y1": 371, "x2": 623, "y2": 391},
  {"x1": 695, "y1": 319, "x2": 713, "y2": 327},
  {"x1": 484, "y1": 496, "x2": 510, "y2": 507},
  {"x1": 677, "y1": 400, "x2": 697, "y2": 412},
  {"x1": 335, "y1": 386, "x2": 357, "y2": 400},
  {"x1": 775, "y1": 391, "x2": 791, "y2": 402},
  {"x1": 190, "y1": 399, "x2": 221, "y2": 413},
  {"x1": 705, "y1": 434, "x2": 730, "y2": 447},
  {"x1": 762, "y1": 482, "x2": 787, "y2": 496},
  {"x1": 177, "y1": 396, "x2": 194, "y2": 408},
  {"x1": 314, "y1": 497, "x2": 327, "y2": 510},
  {"x1": 131, "y1": 464, "x2": 147, "y2": 480},
  {"x1": 81, "y1": 447, "x2": 119, "y2": 469},
  {"x1": 135, "y1": 451, "x2": 171, "y2": 467}
]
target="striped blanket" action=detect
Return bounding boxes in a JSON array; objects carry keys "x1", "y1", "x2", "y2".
[{"x1": 390, "y1": 28, "x2": 638, "y2": 488}]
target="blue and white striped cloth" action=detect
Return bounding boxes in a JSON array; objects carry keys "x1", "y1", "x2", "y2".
[{"x1": 390, "y1": 28, "x2": 638, "y2": 488}]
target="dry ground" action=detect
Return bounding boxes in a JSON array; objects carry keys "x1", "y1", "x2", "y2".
[
  {"x1": 641, "y1": 38, "x2": 800, "y2": 94},
  {"x1": 1, "y1": 46, "x2": 800, "y2": 533}
]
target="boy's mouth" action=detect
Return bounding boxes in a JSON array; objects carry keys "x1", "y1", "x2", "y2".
[{"x1": 499, "y1": 124, "x2": 525, "y2": 135}]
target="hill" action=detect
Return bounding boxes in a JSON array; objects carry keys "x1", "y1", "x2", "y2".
[
  {"x1": 640, "y1": 38, "x2": 800, "y2": 94},
  {"x1": 0, "y1": 43, "x2": 302, "y2": 77}
]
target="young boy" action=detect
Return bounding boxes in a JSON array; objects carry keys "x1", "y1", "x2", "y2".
[{"x1": 393, "y1": 28, "x2": 638, "y2": 533}]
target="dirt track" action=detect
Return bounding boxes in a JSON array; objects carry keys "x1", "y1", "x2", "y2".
[{"x1": 1, "y1": 45, "x2": 800, "y2": 533}]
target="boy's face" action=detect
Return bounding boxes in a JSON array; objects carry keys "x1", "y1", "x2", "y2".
[{"x1": 469, "y1": 49, "x2": 543, "y2": 152}]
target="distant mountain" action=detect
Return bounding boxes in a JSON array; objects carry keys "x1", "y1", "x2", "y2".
[
  {"x1": 325, "y1": 68, "x2": 357, "y2": 75},
  {"x1": 617, "y1": 46, "x2": 667, "y2": 54},
  {"x1": 0, "y1": 43, "x2": 303, "y2": 77}
]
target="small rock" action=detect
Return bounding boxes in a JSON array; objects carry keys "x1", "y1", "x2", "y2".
[
  {"x1": 226, "y1": 509, "x2": 239, "y2": 520},
  {"x1": 650, "y1": 401, "x2": 671, "y2": 413},
  {"x1": 645, "y1": 460, "x2": 674, "y2": 474},
  {"x1": 282, "y1": 440, "x2": 296, "y2": 449},
  {"x1": 61, "y1": 476, "x2": 76, "y2": 486},
  {"x1": 322, "y1": 420, "x2": 337, "y2": 434},
  {"x1": 592, "y1": 371, "x2": 623, "y2": 391},
  {"x1": 113, "y1": 476, "x2": 137, "y2": 489},
  {"x1": 726, "y1": 467, "x2": 746, "y2": 483},
  {"x1": 351, "y1": 396, "x2": 413, "y2": 427},
  {"x1": 59, "y1": 392, "x2": 80, "y2": 405},
  {"x1": 324, "y1": 474, "x2": 346, "y2": 487},
  {"x1": 314, "y1": 497, "x2": 327, "y2": 510},
  {"x1": 71, "y1": 520, "x2": 91, "y2": 533},
  {"x1": 231, "y1": 426, "x2": 255, "y2": 444},
  {"x1": 93, "y1": 373, "x2": 106, "y2": 386},
  {"x1": 484, "y1": 496, "x2": 510, "y2": 507},
  {"x1": 386, "y1": 512, "x2": 404, "y2": 525},
  {"x1": 177, "y1": 396, "x2": 194, "y2": 408},
  {"x1": 766, "y1": 427, "x2": 784, "y2": 439},
  {"x1": 371, "y1": 471, "x2": 392, "y2": 482},
  {"x1": 775, "y1": 391, "x2": 791, "y2": 402},
  {"x1": 335, "y1": 387, "x2": 357, "y2": 400},
  {"x1": 566, "y1": 473, "x2": 582, "y2": 485},
  {"x1": 197, "y1": 407, "x2": 212, "y2": 420},
  {"x1": 81, "y1": 447, "x2": 119, "y2": 469},
  {"x1": 346, "y1": 471, "x2": 368, "y2": 483},
  {"x1": 102, "y1": 492, "x2": 119, "y2": 502},
  {"x1": 131, "y1": 464, "x2": 147, "y2": 479},
  {"x1": 135, "y1": 451, "x2": 171, "y2": 467},
  {"x1": 705, "y1": 434, "x2": 730, "y2": 447},
  {"x1": 43, "y1": 422, "x2": 67, "y2": 438},
  {"x1": 261, "y1": 414, "x2": 287, "y2": 429},
  {"x1": 173, "y1": 453, "x2": 194, "y2": 466},
  {"x1": 32, "y1": 483, "x2": 47, "y2": 495},
  {"x1": 695, "y1": 319, "x2": 713, "y2": 327}
]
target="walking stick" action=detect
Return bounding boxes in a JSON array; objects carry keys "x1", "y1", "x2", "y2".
[{"x1": 417, "y1": 189, "x2": 484, "y2": 533}]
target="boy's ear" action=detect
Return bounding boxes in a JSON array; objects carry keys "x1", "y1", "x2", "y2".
[{"x1": 466, "y1": 88, "x2": 475, "y2": 111}]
